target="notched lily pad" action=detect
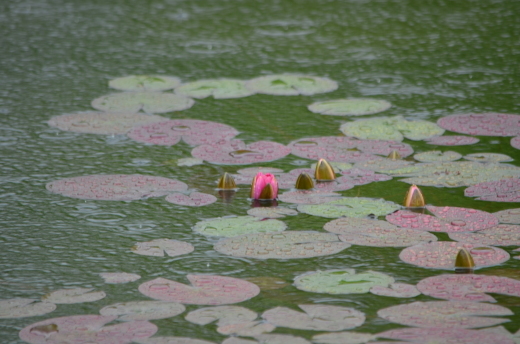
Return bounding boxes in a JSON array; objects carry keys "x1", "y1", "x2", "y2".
[
  {"x1": 378, "y1": 327, "x2": 515, "y2": 344},
  {"x1": 92, "y1": 92, "x2": 194, "y2": 113},
  {"x1": 246, "y1": 74, "x2": 338, "y2": 96},
  {"x1": 308, "y1": 98, "x2": 391, "y2": 116},
  {"x1": 175, "y1": 79, "x2": 254, "y2": 99},
  {"x1": 99, "y1": 272, "x2": 141, "y2": 284},
  {"x1": 297, "y1": 197, "x2": 401, "y2": 219},
  {"x1": 100, "y1": 301, "x2": 185, "y2": 321},
  {"x1": 425, "y1": 135, "x2": 479, "y2": 146},
  {"x1": 42, "y1": 288, "x2": 106, "y2": 304},
  {"x1": 494, "y1": 208, "x2": 520, "y2": 224},
  {"x1": 449, "y1": 224, "x2": 520, "y2": 246},
  {"x1": 132, "y1": 239, "x2": 195, "y2": 257},
  {"x1": 465, "y1": 178, "x2": 520, "y2": 202},
  {"x1": 109, "y1": 75, "x2": 181, "y2": 91},
  {"x1": 0, "y1": 299, "x2": 56, "y2": 318},
  {"x1": 165, "y1": 192, "x2": 217, "y2": 207},
  {"x1": 437, "y1": 113, "x2": 520, "y2": 136},
  {"x1": 414, "y1": 150, "x2": 461, "y2": 162},
  {"x1": 247, "y1": 207, "x2": 298, "y2": 218},
  {"x1": 193, "y1": 216, "x2": 286, "y2": 237}
]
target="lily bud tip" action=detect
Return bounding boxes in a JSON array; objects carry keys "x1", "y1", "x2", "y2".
[
  {"x1": 295, "y1": 172, "x2": 314, "y2": 190},
  {"x1": 455, "y1": 248, "x2": 475, "y2": 271},
  {"x1": 315, "y1": 158, "x2": 336, "y2": 181},
  {"x1": 217, "y1": 172, "x2": 237, "y2": 190},
  {"x1": 388, "y1": 150, "x2": 401, "y2": 160},
  {"x1": 404, "y1": 184, "x2": 425, "y2": 207}
]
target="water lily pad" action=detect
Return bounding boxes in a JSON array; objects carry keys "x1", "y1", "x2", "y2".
[
  {"x1": 243, "y1": 277, "x2": 289, "y2": 290},
  {"x1": 214, "y1": 231, "x2": 350, "y2": 259},
  {"x1": 354, "y1": 158, "x2": 414, "y2": 172},
  {"x1": 312, "y1": 331, "x2": 377, "y2": 344},
  {"x1": 399, "y1": 241, "x2": 510, "y2": 269},
  {"x1": 325, "y1": 218, "x2": 437, "y2": 247},
  {"x1": 278, "y1": 190, "x2": 342, "y2": 204},
  {"x1": 48, "y1": 112, "x2": 169, "y2": 135},
  {"x1": 340, "y1": 116, "x2": 444, "y2": 141},
  {"x1": 131, "y1": 239, "x2": 195, "y2": 257},
  {"x1": 464, "y1": 153, "x2": 513, "y2": 163},
  {"x1": 494, "y1": 208, "x2": 520, "y2": 224},
  {"x1": 109, "y1": 75, "x2": 182, "y2": 91},
  {"x1": 262, "y1": 304, "x2": 365, "y2": 331},
  {"x1": 46, "y1": 174, "x2": 188, "y2": 201},
  {"x1": 177, "y1": 158, "x2": 204, "y2": 166},
  {"x1": 377, "y1": 327, "x2": 515, "y2": 344},
  {"x1": 386, "y1": 206, "x2": 498, "y2": 233},
  {"x1": 100, "y1": 301, "x2": 185, "y2": 321},
  {"x1": 185, "y1": 306, "x2": 257, "y2": 327},
  {"x1": 19, "y1": 315, "x2": 157, "y2": 344},
  {"x1": 0, "y1": 299, "x2": 56, "y2": 318},
  {"x1": 512, "y1": 136, "x2": 520, "y2": 149},
  {"x1": 370, "y1": 283, "x2": 421, "y2": 298},
  {"x1": 138, "y1": 275, "x2": 260, "y2": 305},
  {"x1": 298, "y1": 197, "x2": 401, "y2": 219},
  {"x1": 193, "y1": 216, "x2": 286, "y2": 237},
  {"x1": 238, "y1": 334, "x2": 312, "y2": 344},
  {"x1": 165, "y1": 192, "x2": 217, "y2": 206},
  {"x1": 377, "y1": 301, "x2": 512, "y2": 328},
  {"x1": 308, "y1": 98, "x2": 391, "y2": 116},
  {"x1": 99, "y1": 272, "x2": 141, "y2": 284},
  {"x1": 247, "y1": 207, "x2": 298, "y2": 218},
  {"x1": 92, "y1": 92, "x2": 195, "y2": 113},
  {"x1": 42, "y1": 288, "x2": 106, "y2": 304},
  {"x1": 218, "y1": 322, "x2": 275, "y2": 336},
  {"x1": 414, "y1": 150, "x2": 461, "y2": 162},
  {"x1": 138, "y1": 338, "x2": 217, "y2": 344},
  {"x1": 449, "y1": 224, "x2": 520, "y2": 246},
  {"x1": 294, "y1": 269, "x2": 394, "y2": 294},
  {"x1": 192, "y1": 139, "x2": 291, "y2": 165},
  {"x1": 175, "y1": 79, "x2": 254, "y2": 99},
  {"x1": 437, "y1": 113, "x2": 520, "y2": 136},
  {"x1": 246, "y1": 74, "x2": 338, "y2": 96},
  {"x1": 425, "y1": 135, "x2": 480, "y2": 146},
  {"x1": 465, "y1": 178, "x2": 520, "y2": 202}
]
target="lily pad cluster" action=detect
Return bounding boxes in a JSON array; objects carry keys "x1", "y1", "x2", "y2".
[{"x1": 465, "y1": 178, "x2": 520, "y2": 202}]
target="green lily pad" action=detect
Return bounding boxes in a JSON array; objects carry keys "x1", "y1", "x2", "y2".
[
  {"x1": 91, "y1": 92, "x2": 194, "y2": 113},
  {"x1": 175, "y1": 79, "x2": 254, "y2": 99},
  {"x1": 340, "y1": 115, "x2": 445, "y2": 141},
  {"x1": 414, "y1": 150, "x2": 462, "y2": 162},
  {"x1": 218, "y1": 321, "x2": 275, "y2": 336},
  {"x1": 185, "y1": 306, "x2": 257, "y2": 327},
  {"x1": 463, "y1": 153, "x2": 514, "y2": 163},
  {"x1": 246, "y1": 74, "x2": 338, "y2": 96},
  {"x1": 294, "y1": 269, "x2": 394, "y2": 294},
  {"x1": 370, "y1": 283, "x2": 421, "y2": 298},
  {"x1": 247, "y1": 207, "x2": 299, "y2": 219},
  {"x1": 354, "y1": 158, "x2": 414, "y2": 172},
  {"x1": 193, "y1": 216, "x2": 286, "y2": 237},
  {"x1": 41, "y1": 288, "x2": 106, "y2": 304},
  {"x1": 0, "y1": 299, "x2": 56, "y2": 318},
  {"x1": 100, "y1": 301, "x2": 185, "y2": 321},
  {"x1": 308, "y1": 98, "x2": 391, "y2": 116},
  {"x1": 131, "y1": 239, "x2": 195, "y2": 257},
  {"x1": 177, "y1": 158, "x2": 204, "y2": 166},
  {"x1": 297, "y1": 197, "x2": 401, "y2": 218},
  {"x1": 109, "y1": 75, "x2": 181, "y2": 91},
  {"x1": 99, "y1": 272, "x2": 141, "y2": 284}
]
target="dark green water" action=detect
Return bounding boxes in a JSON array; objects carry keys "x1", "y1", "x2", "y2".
[{"x1": 1, "y1": 0, "x2": 520, "y2": 342}]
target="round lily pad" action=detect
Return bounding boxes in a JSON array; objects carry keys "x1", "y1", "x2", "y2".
[
  {"x1": 131, "y1": 239, "x2": 195, "y2": 257},
  {"x1": 308, "y1": 98, "x2": 391, "y2": 116},
  {"x1": 99, "y1": 272, "x2": 141, "y2": 284},
  {"x1": 340, "y1": 115, "x2": 445, "y2": 141},
  {"x1": 138, "y1": 275, "x2": 260, "y2": 305},
  {"x1": 414, "y1": 150, "x2": 461, "y2": 162},
  {"x1": 386, "y1": 206, "x2": 499, "y2": 233},
  {"x1": 214, "y1": 231, "x2": 351, "y2": 259},
  {"x1": 262, "y1": 304, "x2": 365, "y2": 331},
  {"x1": 278, "y1": 190, "x2": 342, "y2": 204},
  {"x1": 138, "y1": 338, "x2": 217, "y2": 344},
  {"x1": 448, "y1": 224, "x2": 520, "y2": 246},
  {"x1": 185, "y1": 306, "x2": 257, "y2": 326},
  {"x1": 127, "y1": 119, "x2": 239, "y2": 146},
  {"x1": 218, "y1": 321, "x2": 275, "y2": 336},
  {"x1": 465, "y1": 178, "x2": 520, "y2": 202},
  {"x1": 165, "y1": 192, "x2": 217, "y2": 206},
  {"x1": 377, "y1": 300, "x2": 512, "y2": 328},
  {"x1": 192, "y1": 139, "x2": 291, "y2": 165},
  {"x1": 425, "y1": 135, "x2": 480, "y2": 146},
  {"x1": 245, "y1": 74, "x2": 338, "y2": 96},
  {"x1": 193, "y1": 216, "x2": 286, "y2": 237},
  {"x1": 494, "y1": 208, "x2": 520, "y2": 224},
  {"x1": 100, "y1": 301, "x2": 185, "y2": 321},
  {"x1": 42, "y1": 288, "x2": 106, "y2": 304},
  {"x1": 370, "y1": 283, "x2": 421, "y2": 298},
  {"x1": 325, "y1": 218, "x2": 437, "y2": 247},
  {"x1": 354, "y1": 158, "x2": 413, "y2": 172},
  {"x1": 109, "y1": 75, "x2": 181, "y2": 91},
  {"x1": 464, "y1": 153, "x2": 513, "y2": 163},
  {"x1": 247, "y1": 207, "x2": 298, "y2": 218},
  {"x1": 512, "y1": 136, "x2": 520, "y2": 149},
  {"x1": 298, "y1": 197, "x2": 401, "y2": 219},
  {"x1": 0, "y1": 298, "x2": 56, "y2": 318},
  {"x1": 437, "y1": 113, "x2": 520, "y2": 136},
  {"x1": 92, "y1": 92, "x2": 194, "y2": 113},
  {"x1": 174, "y1": 79, "x2": 254, "y2": 99},
  {"x1": 294, "y1": 269, "x2": 394, "y2": 294},
  {"x1": 46, "y1": 174, "x2": 188, "y2": 201},
  {"x1": 378, "y1": 327, "x2": 515, "y2": 344},
  {"x1": 312, "y1": 332, "x2": 377, "y2": 344},
  {"x1": 399, "y1": 241, "x2": 510, "y2": 269}
]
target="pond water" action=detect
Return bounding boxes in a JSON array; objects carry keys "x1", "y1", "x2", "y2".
[{"x1": 1, "y1": 0, "x2": 520, "y2": 342}]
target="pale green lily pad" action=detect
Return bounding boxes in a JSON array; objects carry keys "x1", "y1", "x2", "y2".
[
  {"x1": 185, "y1": 306, "x2": 257, "y2": 327},
  {"x1": 294, "y1": 269, "x2": 394, "y2": 294},
  {"x1": 109, "y1": 75, "x2": 181, "y2": 91},
  {"x1": 175, "y1": 79, "x2": 255, "y2": 99},
  {"x1": 218, "y1": 321, "x2": 275, "y2": 336},
  {"x1": 308, "y1": 98, "x2": 391, "y2": 116},
  {"x1": 354, "y1": 158, "x2": 414, "y2": 172},
  {"x1": 92, "y1": 92, "x2": 194, "y2": 113},
  {"x1": 297, "y1": 197, "x2": 401, "y2": 218},
  {"x1": 246, "y1": 74, "x2": 338, "y2": 96},
  {"x1": 414, "y1": 150, "x2": 462, "y2": 162},
  {"x1": 100, "y1": 301, "x2": 185, "y2": 321},
  {"x1": 247, "y1": 207, "x2": 299, "y2": 219},
  {"x1": 340, "y1": 115, "x2": 445, "y2": 141},
  {"x1": 0, "y1": 299, "x2": 56, "y2": 318},
  {"x1": 463, "y1": 153, "x2": 514, "y2": 163},
  {"x1": 42, "y1": 288, "x2": 106, "y2": 304},
  {"x1": 193, "y1": 216, "x2": 286, "y2": 237}
]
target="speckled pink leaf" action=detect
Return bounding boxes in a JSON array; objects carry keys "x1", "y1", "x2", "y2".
[
  {"x1": 100, "y1": 301, "x2": 185, "y2": 321},
  {"x1": 46, "y1": 174, "x2": 188, "y2": 201},
  {"x1": 99, "y1": 272, "x2": 141, "y2": 284},
  {"x1": 42, "y1": 288, "x2": 106, "y2": 304},
  {"x1": 465, "y1": 178, "x2": 520, "y2": 202},
  {"x1": 0, "y1": 299, "x2": 56, "y2": 318},
  {"x1": 437, "y1": 113, "x2": 520, "y2": 136},
  {"x1": 512, "y1": 136, "x2": 520, "y2": 150},
  {"x1": 494, "y1": 208, "x2": 520, "y2": 224},
  {"x1": 138, "y1": 276, "x2": 260, "y2": 305},
  {"x1": 449, "y1": 224, "x2": 520, "y2": 246},
  {"x1": 278, "y1": 190, "x2": 342, "y2": 204},
  {"x1": 370, "y1": 283, "x2": 420, "y2": 298},
  {"x1": 131, "y1": 239, "x2": 194, "y2": 257},
  {"x1": 386, "y1": 206, "x2": 499, "y2": 233},
  {"x1": 165, "y1": 192, "x2": 217, "y2": 206},
  {"x1": 425, "y1": 135, "x2": 480, "y2": 146},
  {"x1": 378, "y1": 327, "x2": 514, "y2": 344}
]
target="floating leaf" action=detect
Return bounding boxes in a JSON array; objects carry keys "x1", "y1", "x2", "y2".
[
  {"x1": 165, "y1": 192, "x2": 217, "y2": 207},
  {"x1": 42, "y1": 288, "x2": 106, "y2": 304},
  {"x1": 92, "y1": 92, "x2": 194, "y2": 113},
  {"x1": 0, "y1": 299, "x2": 56, "y2": 318},
  {"x1": 340, "y1": 115, "x2": 444, "y2": 141},
  {"x1": 464, "y1": 153, "x2": 513, "y2": 163},
  {"x1": 218, "y1": 321, "x2": 275, "y2": 336},
  {"x1": 99, "y1": 272, "x2": 141, "y2": 284},
  {"x1": 308, "y1": 98, "x2": 391, "y2": 116},
  {"x1": 449, "y1": 224, "x2": 520, "y2": 246},
  {"x1": 437, "y1": 113, "x2": 520, "y2": 136},
  {"x1": 109, "y1": 75, "x2": 181, "y2": 91},
  {"x1": 512, "y1": 136, "x2": 520, "y2": 150},
  {"x1": 175, "y1": 79, "x2": 254, "y2": 99},
  {"x1": 131, "y1": 239, "x2": 194, "y2": 257},
  {"x1": 413, "y1": 150, "x2": 461, "y2": 162},
  {"x1": 465, "y1": 178, "x2": 520, "y2": 202},
  {"x1": 425, "y1": 135, "x2": 480, "y2": 146},
  {"x1": 137, "y1": 338, "x2": 216, "y2": 344},
  {"x1": 246, "y1": 74, "x2": 338, "y2": 96},
  {"x1": 214, "y1": 231, "x2": 350, "y2": 259},
  {"x1": 494, "y1": 208, "x2": 520, "y2": 224},
  {"x1": 298, "y1": 197, "x2": 401, "y2": 219},
  {"x1": 262, "y1": 304, "x2": 365, "y2": 331},
  {"x1": 354, "y1": 158, "x2": 414, "y2": 172},
  {"x1": 46, "y1": 174, "x2": 188, "y2": 201},
  {"x1": 100, "y1": 301, "x2": 185, "y2": 321},
  {"x1": 378, "y1": 327, "x2": 515, "y2": 344},
  {"x1": 138, "y1": 276, "x2": 260, "y2": 305},
  {"x1": 247, "y1": 207, "x2": 298, "y2": 218},
  {"x1": 177, "y1": 158, "x2": 204, "y2": 166},
  {"x1": 312, "y1": 331, "x2": 377, "y2": 344},
  {"x1": 244, "y1": 277, "x2": 289, "y2": 290},
  {"x1": 193, "y1": 216, "x2": 286, "y2": 237},
  {"x1": 278, "y1": 190, "x2": 342, "y2": 204},
  {"x1": 370, "y1": 283, "x2": 421, "y2": 298},
  {"x1": 246, "y1": 334, "x2": 312, "y2": 344},
  {"x1": 185, "y1": 306, "x2": 257, "y2": 326}
]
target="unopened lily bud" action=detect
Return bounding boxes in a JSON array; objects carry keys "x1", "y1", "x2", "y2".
[
  {"x1": 455, "y1": 248, "x2": 475, "y2": 273},
  {"x1": 295, "y1": 173, "x2": 314, "y2": 190},
  {"x1": 217, "y1": 173, "x2": 237, "y2": 189},
  {"x1": 250, "y1": 172, "x2": 278, "y2": 200},
  {"x1": 404, "y1": 184, "x2": 425, "y2": 207},
  {"x1": 388, "y1": 150, "x2": 401, "y2": 160},
  {"x1": 314, "y1": 158, "x2": 335, "y2": 181}
]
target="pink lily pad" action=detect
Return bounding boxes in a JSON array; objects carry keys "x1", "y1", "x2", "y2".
[
  {"x1": 325, "y1": 218, "x2": 437, "y2": 247},
  {"x1": 449, "y1": 224, "x2": 520, "y2": 246},
  {"x1": 185, "y1": 306, "x2": 257, "y2": 326},
  {"x1": 127, "y1": 119, "x2": 239, "y2": 146},
  {"x1": 512, "y1": 136, "x2": 520, "y2": 149},
  {"x1": 247, "y1": 207, "x2": 298, "y2": 218},
  {"x1": 131, "y1": 239, "x2": 194, "y2": 257},
  {"x1": 312, "y1": 331, "x2": 377, "y2": 344},
  {"x1": 19, "y1": 315, "x2": 157, "y2": 344},
  {"x1": 465, "y1": 178, "x2": 520, "y2": 202},
  {"x1": 192, "y1": 139, "x2": 291, "y2": 165},
  {"x1": 278, "y1": 190, "x2": 342, "y2": 204},
  {"x1": 46, "y1": 174, "x2": 188, "y2": 201},
  {"x1": 137, "y1": 337, "x2": 216, "y2": 344},
  {"x1": 370, "y1": 283, "x2": 421, "y2": 298},
  {"x1": 165, "y1": 192, "x2": 217, "y2": 206},
  {"x1": 100, "y1": 301, "x2": 185, "y2": 321},
  {"x1": 262, "y1": 304, "x2": 365, "y2": 331},
  {"x1": 42, "y1": 288, "x2": 106, "y2": 304},
  {"x1": 494, "y1": 208, "x2": 520, "y2": 224},
  {"x1": 245, "y1": 74, "x2": 338, "y2": 96},
  {"x1": 91, "y1": 92, "x2": 194, "y2": 113},
  {"x1": 99, "y1": 272, "x2": 141, "y2": 284},
  {"x1": 417, "y1": 274, "x2": 520, "y2": 302},
  {"x1": 425, "y1": 135, "x2": 480, "y2": 146},
  {"x1": 386, "y1": 205, "x2": 499, "y2": 233},
  {"x1": 339, "y1": 168, "x2": 392, "y2": 185},
  {"x1": 138, "y1": 275, "x2": 260, "y2": 305},
  {"x1": 399, "y1": 241, "x2": 510, "y2": 269},
  {"x1": 109, "y1": 75, "x2": 182, "y2": 91},
  {"x1": 0, "y1": 299, "x2": 56, "y2": 318},
  {"x1": 377, "y1": 327, "x2": 515, "y2": 344},
  {"x1": 437, "y1": 113, "x2": 520, "y2": 136}
]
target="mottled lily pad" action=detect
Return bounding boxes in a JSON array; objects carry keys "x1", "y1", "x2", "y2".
[
  {"x1": 512, "y1": 136, "x2": 520, "y2": 149},
  {"x1": 340, "y1": 116, "x2": 444, "y2": 141},
  {"x1": 100, "y1": 301, "x2": 185, "y2": 321},
  {"x1": 214, "y1": 231, "x2": 350, "y2": 259},
  {"x1": 42, "y1": 288, "x2": 106, "y2": 304},
  {"x1": 494, "y1": 208, "x2": 520, "y2": 224},
  {"x1": 247, "y1": 207, "x2": 298, "y2": 218},
  {"x1": 399, "y1": 241, "x2": 510, "y2": 269},
  {"x1": 465, "y1": 178, "x2": 520, "y2": 202},
  {"x1": 99, "y1": 272, "x2": 141, "y2": 284},
  {"x1": 354, "y1": 158, "x2": 414, "y2": 172},
  {"x1": 414, "y1": 150, "x2": 461, "y2": 162},
  {"x1": 377, "y1": 301, "x2": 512, "y2": 328},
  {"x1": 425, "y1": 135, "x2": 479, "y2": 146},
  {"x1": 377, "y1": 327, "x2": 515, "y2": 344},
  {"x1": 308, "y1": 98, "x2": 391, "y2": 116},
  {"x1": 464, "y1": 153, "x2": 513, "y2": 163},
  {"x1": 437, "y1": 113, "x2": 520, "y2": 136},
  {"x1": 218, "y1": 322, "x2": 275, "y2": 336},
  {"x1": 138, "y1": 276, "x2": 260, "y2": 305},
  {"x1": 165, "y1": 192, "x2": 217, "y2": 206},
  {"x1": 262, "y1": 305, "x2": 364, "y2": 331},
  {"x1": 193, "y1": 216, "x2": 286, "y2": 237},
  {"x1": 175, "y1": 79, "x2": 254, "y2": 99},
  {"x1": 246, "y1": 74, "x2": 338, "y2": 96},
  {"x1": 298, "y1": 197, "x2": 401, "y2": 219},
  {"x1": 92, "y1": 92, "x2": 195, "y2": 113},
  {"x1": 325, "y1": 218, "x2": 437, "y2": 247},
  {"x1": 185, "y1": 306, "x2": 257, "y2": 327},
  {"x1": 131, "y1": 239, "x2": 195, "y2": 257},
  {"x1": 0, "y1": 299, "x2": 56, "y2": 318},
  {"x1": 278, "y1": 190, "x2": 342, "y2": 204},
  {"x1": 449, "y1": 224, "x2": 520, "y2": 246},
  {"x1": 109, "y1": 75, "x2": 181, "y2": 91},
  {"x1": 46, "y1": 174, "x2": 188, "y2": 201},
  {"x1": 312, "y1": 331, "x2": 377, "y2": 344},
  {"x1": 370, "y1": 283, "x2": 421, "y2": 298},
  {"x1": 137, "y1": 338, "x2": 216, "y2": 344}
]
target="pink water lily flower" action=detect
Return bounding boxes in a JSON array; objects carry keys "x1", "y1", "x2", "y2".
[{"x1": 250, "y1": 172, "x2": 278, "y2": 200}]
